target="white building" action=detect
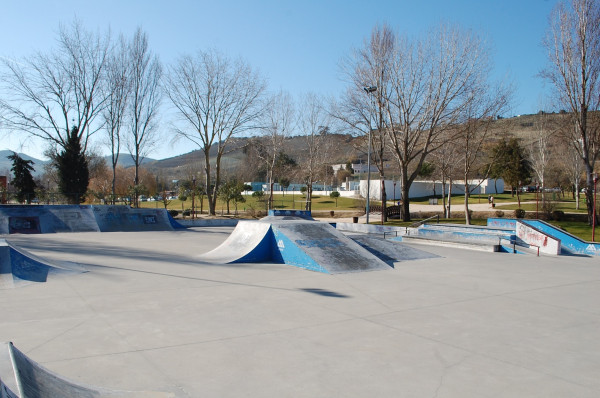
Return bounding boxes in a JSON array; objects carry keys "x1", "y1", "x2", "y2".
[{"x1": 355, "y1": 178, "x2": 504, "y2": 200}]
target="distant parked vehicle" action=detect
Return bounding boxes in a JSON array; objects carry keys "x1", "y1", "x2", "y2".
[{"x1": 521, "y1": 186, "x2": 537, "y2": 192}]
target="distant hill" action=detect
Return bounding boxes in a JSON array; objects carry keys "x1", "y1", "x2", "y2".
[
  {"x1": 1, "y1": 112, "x2": 561, "y2": 182},
  {"x1": 102, "y1": 153, "x2": 156, "y2": 168},
  {"x1": 0, "y1": 150, "x2": 49, "y2": 177}
]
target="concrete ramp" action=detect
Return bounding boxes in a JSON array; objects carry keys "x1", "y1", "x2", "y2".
[
  {"x1": 271, "y1": 221, "x2": 389, "y2": 273},
  {"x1": 0, "y1": 205, "x2": 175, "y2": 234},
  {"x1": 0, "y1": 205, "x2": 99, "y2": 234},
  {"x1": 199, "y1": 221, "x2": 273, "y2": 263},
  {"x1": 347, "y1": 234, "x2": 439, "y2": 266},
  {"x1": 91, "y1": 206, "x2": 174, "y2": 232},
  {"x1": 199, "y1": 218, "x2": 390, "y2": 274},
  {"x1": 0, "y1": 240, "x2": 84, "y2": 288},
  {"x1": 0, "y1": 342, "x2": 173, "y2": 398}
]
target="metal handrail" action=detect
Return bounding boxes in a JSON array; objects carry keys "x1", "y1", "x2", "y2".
[{"x1": 409, "y1": 214, "x2": 439, "y2": 228}]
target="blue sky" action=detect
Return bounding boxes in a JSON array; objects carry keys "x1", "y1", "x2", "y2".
[{"x1": 1, "y1": 0, "x2": 559, "y2": 160}]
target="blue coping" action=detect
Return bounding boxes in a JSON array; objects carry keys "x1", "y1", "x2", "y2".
[
  {"x1": 268, "y1": 209, "x2": 313, "y2": 220},
  {"x1": 525, "y1": 219, "x2": 600, "y2": 256},
  {"x1": 271, "y1": 227, "x2": 329, "y2": 273}
]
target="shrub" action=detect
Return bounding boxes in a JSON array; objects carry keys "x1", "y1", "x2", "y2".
[
  {"x1": 495, "y1": 210, "x2": 505, "y2": 218},
  {"x1": 551, "y1": 210, "x2": 565, "y2": 221},
  {"x1": 252, "y1": 191, "x2": 264, "y2": 198},
  {"x1": 514, "y1": 208, "x2": 526, "y2": 218},
  {"x1": 183, "y1": 209, "x2": 191, "y2": 217},
  {"x1": 168, "y1": 210, "x2": 179, "y2": 217}
]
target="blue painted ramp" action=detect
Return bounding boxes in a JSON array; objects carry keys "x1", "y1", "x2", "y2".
[
  {"x1": 488, "y1": 217, "x2": 600, "y2": 256},
  {"x1": 0, "y1": 205, "x2": 176, "y2": 234},
  {"x1": 271, "y1": 220, "x2": 390, "y2": 273},
  {"x1": 198, "y1": 221, "x2": 274, "y2": 263},
  {"x1": 525, "y1": 220, "x2": 600, "y2": 256},
  {"x1": 198, "y1": 218, "x2": 390, "y2": 274},
  {"x1": 91, "y1": 206, "x2": 174, "y2": 232},
  {"x1": 0, "y1": 205, "x2": 99, "y2": 234},
  {"x1": 0, "y1": 239, "x2": 84, "y2": 288}
]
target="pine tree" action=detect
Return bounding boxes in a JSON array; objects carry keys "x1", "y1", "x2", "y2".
[
  {"x1": 56, "y1": 126, "x2": 89, "y2": 204},
  {"x1": 8, "y1": 152, "x2": 36, "y2": 204}
]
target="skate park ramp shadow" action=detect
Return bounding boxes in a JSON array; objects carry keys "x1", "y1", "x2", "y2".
[
  {"x1": 198, "y1": 218, "x2": 392, "y2": 274},
  {"x1": 0, "y1": 342, "x2": 173, "y2": 398},
  {"x1": 0, "y1": 239, "x2": 85, "y2": 288}
]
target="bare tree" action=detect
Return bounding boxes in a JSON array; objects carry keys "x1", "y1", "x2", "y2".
[
  {"x1": 527, "y1": 111, "x2": 554, "y2": 209},
  {"x1": 336, "y1": 24, "x2": 395, "y2": 223},
  {"x1": 126, "y1": 27, "x2": 162, "y2": 208},
  {"x1": 252, "y1": 90, "x2": 295, "y2": 209},
  {"x1": 165, "y1": 49, "x2": 266, "y2": 215},
  {"x1": 541, "y1": 0, "x2": 600, "y2": 224},
  {"x1": 103, "y1": 35, "x2": 130, "y2": 204},
  {"x1": 429, "y1": 132, "x2": 460, "y2": 218},
  {"x1": 564, "y1": 139, "x2": 585, "y2": 209},
  {"x1": 297, "y1": 94, "x2": 331, "y2": 211},
  {"x1": 0, "y1": 20, "x2": 109, "y2": 153},
  {"x1": 455, "y1": 86, "x2": 510, "y2": 224},
  {"x1": 383, "y1": 24, "x2": 491, "y2": 221}
]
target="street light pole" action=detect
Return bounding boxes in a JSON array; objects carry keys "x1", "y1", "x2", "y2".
[
  {"x1": 594, "y1": 174, "x2": 598, "y2": 241},
  {"x1": 363, "y1": 85, "x2": 377, "y2": 224}
]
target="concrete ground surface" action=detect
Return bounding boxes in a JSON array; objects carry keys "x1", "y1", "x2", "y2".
[{"x1": 1, "y1": 227, "x2": 599, "y2": 397}]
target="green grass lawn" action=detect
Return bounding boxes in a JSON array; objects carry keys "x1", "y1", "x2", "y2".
[{"x1": 138, "y1": 193, "x2": 364, "y2": 213}]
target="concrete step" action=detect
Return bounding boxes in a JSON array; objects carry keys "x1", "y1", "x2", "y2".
[{"x1": 400, "y1": 235, "x2": 501, "y2": 252}]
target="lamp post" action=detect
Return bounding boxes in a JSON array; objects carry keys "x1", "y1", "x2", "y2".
[
  {"x1": 594, "y1": 174, "x2": 598, "y2": 241},
  {"x1": 363, "y1": 85, "x2": 377, "y2": 224}
]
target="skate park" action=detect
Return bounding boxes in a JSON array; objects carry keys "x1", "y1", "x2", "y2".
[{"x1": 1, "y1": 205, "x2": 600, "y2": 397}]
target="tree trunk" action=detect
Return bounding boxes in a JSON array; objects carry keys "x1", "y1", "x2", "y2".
[
  {"x1": 464, "y1": 182, "x2": 471, "y2": 225},
  {"x1": 111, "y1": 171, "x2": 116, "y2": 205},
  {"x1": 204, "y1": 150, "x2": 216, "y2": 216},
  {"x1": 269, "y1": 180, "x2": 274, "y2": 210},
  {"x1": 401, "y1": 171, "x2": 410, "y2": 222},
  {"x1": 441, "y1": 177, "x2": 448, "y2": 218},
  {"x1": 380, "y1": 177, "x2": 387, "y2": 224},
  {"x1": 447, "y1": 179, "x2": 453, "y2": 217},
  {"x1": 585, "y1": 166, "x2": 595, "y2": 226}
]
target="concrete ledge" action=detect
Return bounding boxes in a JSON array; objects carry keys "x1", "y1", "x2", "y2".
[
  {"x1": 401, "y1": 235, "x2": 501, "y2": 252},
  {"x1": 336, "y1": 222, "x2": 409, "y2": 236},
  {"x1": 176, "y1": 219, "x2": 239, "y2": 227}
]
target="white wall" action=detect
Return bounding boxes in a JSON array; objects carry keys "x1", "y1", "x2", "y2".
[{"x1": 358, "y1": 178, "x2": 504, "y2": 200}]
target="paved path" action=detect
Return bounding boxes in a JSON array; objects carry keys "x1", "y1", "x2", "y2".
[{"x1": 1, "y1": 228, "x2": 599, "y2": 397}]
